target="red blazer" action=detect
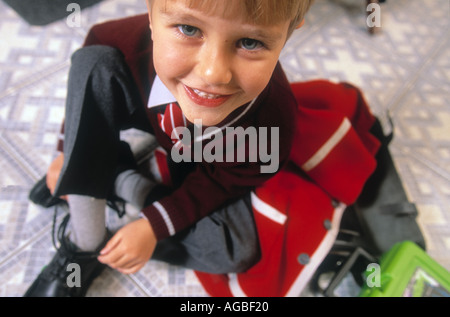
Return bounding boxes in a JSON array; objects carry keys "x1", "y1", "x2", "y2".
[
  {"x1": 82, "y1": 15, "x2": 381, "y2": 296},
  {"x1": 196, "y1": 81, "x2": 380, "y2": 296}
]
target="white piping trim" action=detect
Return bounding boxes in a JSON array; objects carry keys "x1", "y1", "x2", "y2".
[
  {"x1": 285, "y1": 203, "x2": 347, "y2": 297},
  {"x1": 302, "y1": 118, "x2": 351, "y2": 172},
  {"x1": 155, "y1": 146, "x2": 167, "y2": 156},
  {"x1": 228, "y1": 273, "x2": 248, "y2": 297},
  {"x1": 152, "y1": 201, "x2": 176, "y2": 236},
  {"x1": 251, "y1": 192, "x2": 287, "y2": 225}
]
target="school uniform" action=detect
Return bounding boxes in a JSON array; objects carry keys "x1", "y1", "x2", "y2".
[
  {"x1": 53, "y1": 14, "x2": 381, "y2": 294},
  {"x1": 53, "y1": 13, "x2": 295, "y2": 273}
]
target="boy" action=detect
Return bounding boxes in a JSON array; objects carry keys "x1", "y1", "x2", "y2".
[{"x1": 24, "y1": 0, "x2": 316, "y2": 296}]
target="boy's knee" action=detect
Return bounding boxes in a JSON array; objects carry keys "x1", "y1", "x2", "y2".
[
  {"x1": 206, "y1": 240, "x2": 261, "y2": 274},
  {"x1": 197, "y1": 198, "x2": 261, "y2": 274},
  {"x1": 226, "y1": 246, "x2": 261, "y2": 274}
]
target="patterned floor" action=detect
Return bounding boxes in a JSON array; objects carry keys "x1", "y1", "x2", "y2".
[{"x1": 0, "y1": 0, "x2": 449, "y2": 297}]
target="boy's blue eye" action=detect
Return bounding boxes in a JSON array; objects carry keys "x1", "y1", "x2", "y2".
[
  {"x1": 178, "y1": 25, "x2": 199, "y2": 37},
  {"x1": 239, "y1": 38, "x2": 263, "y2": 51}
]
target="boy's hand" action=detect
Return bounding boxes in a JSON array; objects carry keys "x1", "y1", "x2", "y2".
[{"x1": 98, "y1": 218, "x2": 157, "y2": 274}]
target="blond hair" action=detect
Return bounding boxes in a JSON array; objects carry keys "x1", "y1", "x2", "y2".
[{"x1": 150, "y1": 0, "x2": 315, "y2": 38}]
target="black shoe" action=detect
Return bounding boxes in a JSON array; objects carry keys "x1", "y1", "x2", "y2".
[
  {"x1": 24, "y1": 213, "x2": 107, "y2": 297},
  {"x1": 29, "y1": 142, "x2": 135, "y2": 218},
  {"x1": 28, "y1": 176, "x2": 66, "y2": 208},
  {"x1": 29, "y1": 174, "x2": 127, "y2": 219}
]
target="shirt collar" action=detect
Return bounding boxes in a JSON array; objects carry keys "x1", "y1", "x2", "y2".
[{"x1": 147, "y1": 75, "x2": 177, "y2": 108}]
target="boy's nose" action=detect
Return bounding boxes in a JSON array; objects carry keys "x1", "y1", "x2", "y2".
[{"x1": 196, "y1": 45, "x2": 233, "y2": 86}]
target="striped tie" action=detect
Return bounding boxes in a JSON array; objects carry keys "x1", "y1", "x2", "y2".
[{"x1": 158, "y1": 102, "x2": 186, "y2": 144}]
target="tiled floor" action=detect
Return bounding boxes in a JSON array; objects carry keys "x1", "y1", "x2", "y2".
[{"x1": 0, "y1": 0, "x2": 449, "y2": 297}]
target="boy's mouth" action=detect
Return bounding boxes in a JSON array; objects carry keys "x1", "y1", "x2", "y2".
[
  {"x1": 192, "y1": 88, "x2": 222, "y2": 100},
  {"x1": 184, "y1": 85, "x2": 232, "y2": 108}
]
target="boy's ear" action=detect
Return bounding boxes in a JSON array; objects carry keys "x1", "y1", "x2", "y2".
[
  {"x1": 146, "y1": 0, "x2": 153, "y2": 36},
  {"x1": 296, "y1": 20, "x2": 305, "y2": 29},
  {"x1": 146, "y1": 0, "x2": 151, "y2": 22}
]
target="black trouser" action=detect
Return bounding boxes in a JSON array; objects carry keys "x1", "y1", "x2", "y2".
[{"x1": 54, "y1": 45, "x2": 260, "y2": 274}]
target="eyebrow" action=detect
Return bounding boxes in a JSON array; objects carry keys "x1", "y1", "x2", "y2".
[
  {"x1": 245, "y1": 28, "x2": 284, "y2": 44},
  {"x1": 159, "y1": 5, "x2": 204, "y2": 25},
  {"x1": 159, "y1": 5, "x2": 285, "y2": 44}
]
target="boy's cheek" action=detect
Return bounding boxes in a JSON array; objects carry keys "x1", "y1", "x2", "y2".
[
  {"x1": 153, "y1": 48, "x2": 181, "y2": 76},
  {"x1": 153, "y1": 39, "x2": 190, "y2": 72},
  {"x1": 242, "y1": 63, "x2": 278, "y2": 96}
]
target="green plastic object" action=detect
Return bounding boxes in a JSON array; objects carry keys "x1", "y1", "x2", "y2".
[{"x1": 360, "y1": 241, "x2": 450, "y2": 297}]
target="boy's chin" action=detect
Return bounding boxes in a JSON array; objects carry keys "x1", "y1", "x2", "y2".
[{"x1": 185, "y1": 114, "x2": 224, "y2": 127}]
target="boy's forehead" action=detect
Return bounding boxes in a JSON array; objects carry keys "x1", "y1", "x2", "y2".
[
  {"x1": 155, "y1": 0, "x2": 289, "y2": 26},
  {"x1": 159, "y1": 0, "x2": 248, "y2": 20}
]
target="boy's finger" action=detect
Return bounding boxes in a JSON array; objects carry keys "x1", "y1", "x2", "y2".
[
  {"x1": 98, "y1": 244, "x2": 123, "y2": 265},
  {"x1": 99, "y1": 234, "x2": 121, "y2": 255},
  {"x1": 108, "y1": 252, "x2": 134, "y2": 268},
  {"x1": 101, "y1": 253, "x2": 126, "y2": 269}
]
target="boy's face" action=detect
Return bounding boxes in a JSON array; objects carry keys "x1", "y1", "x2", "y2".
[{"x1": 148, "y1": 0, "x2": 290, "y2": 126}]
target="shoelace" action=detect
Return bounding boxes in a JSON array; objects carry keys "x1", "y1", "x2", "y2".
[
  {"x1": 51, "y1": 206, "x2": 100, "y2": 259},
  {"x1": 106, "y1": 195, "x2": 126, "y2": 218}
]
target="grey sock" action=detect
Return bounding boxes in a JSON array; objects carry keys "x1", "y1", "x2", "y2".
[
  {"x1": 114, "y1": 169, "x2": 155, "y2": 209},
  {"x1": 67, "y1": 195, "x2": 107, "y2": 252}
]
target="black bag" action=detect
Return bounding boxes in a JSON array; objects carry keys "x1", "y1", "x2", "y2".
[
  {"x1": 354, "y1": 117, "x2": 426, "y2": 256},
  {"x1": 308, "y1": 116, "x2": 426, "y2": 296}
]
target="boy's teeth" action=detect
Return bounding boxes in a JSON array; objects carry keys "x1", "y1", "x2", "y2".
[{"x1": 192, "y1": 88, "x2": 221, "y2": 99}]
